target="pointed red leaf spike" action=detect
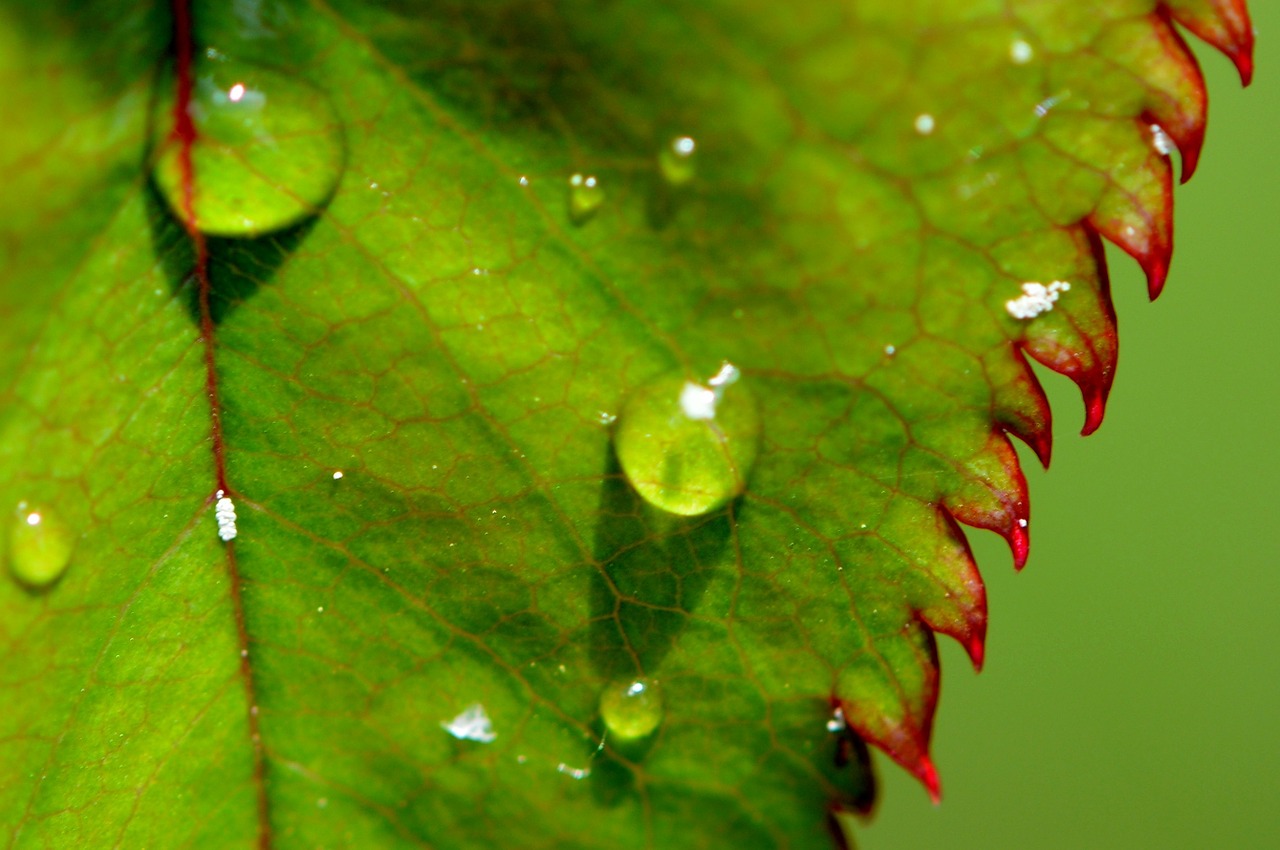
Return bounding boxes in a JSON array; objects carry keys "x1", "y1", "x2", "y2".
[
  {"x1": 991, "y1": 346, "x2": 1053, "y2": 469},
  {"x1": 1019, "y1": 228, "x2": 1118, "y2": 436},
  {"x1": 835, "y1": 628, "x2": 939, "y2": 800},
  {"x1": 1162, "y1": 0, "x2": 1255, "y2": 86},
  {"x1": 918, "y1": 753, "x2": 942, "y2": 805},
  {"x1": 916, "y1": 508, "x2": 988, "y2": 671},
  {"x1": 1145, "y1": 13, "x2": 1208, "y2": 182},
  {"x1": 1086, "y1": 137, "x2": 1175, "y2": 300},
  {"x1": 944, "y1": 432, "x2": 1031, "y2": 569}
]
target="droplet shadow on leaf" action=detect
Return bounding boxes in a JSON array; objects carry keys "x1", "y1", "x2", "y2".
[
  {"x1": 587, "y1": 445, "x2": 730, "y2": 805},
  {"x1": 589, "y1": 445, "x2": 730, "y2": 685},
  {"x1": 144, "y1": 179, "x2": 319, "y2": 326}
]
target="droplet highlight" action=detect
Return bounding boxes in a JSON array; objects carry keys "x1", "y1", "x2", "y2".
[
  {"x1": 151, "y1": 57, "x2": 346, "y2": 237},
  {"x1": 567, "y1": 173, "x2": 605, "y2": 223},
  {"x1": 658, "y1": 135, "x2": 697, "y2": 186},
  {"x1": 614, "y1": 363, "x2": 760, "y2": 516},
  {"x1": 7, "y1": 506, "x2": 74, "y2": 588},
  {"x1": 599, "y1": 677, "x2": 663, "y2": 741}
]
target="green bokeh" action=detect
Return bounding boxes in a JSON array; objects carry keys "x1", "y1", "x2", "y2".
[{"x1": 871, "y1": 15, "x2": 1280, "y2": 850}]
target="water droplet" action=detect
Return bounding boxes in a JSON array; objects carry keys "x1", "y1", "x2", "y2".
[
  {"x1": 151, "y1": 57, "x2": 345, "y2": 237},
  {"x1": 658, "y1": 135, "x2": 697, "y2": 186},
  {"x1": 1149, "y1": 123, "x2": 1175, "y2": 156},
  {"x1": 567, "y1": 173, "x2": 605, "y2": 223},
  {"x1": 914, "y1": 113, "x2": 935, "y2": 135},
  {"x1": 7, "y1": 506, "x2": 74, "y2": 588},
  {"x1": 614, "y1": 363, "x2": 759, "y2": 516},
  {"x1": 599, "y1": 677, "x2": 664, "y2": 741}
]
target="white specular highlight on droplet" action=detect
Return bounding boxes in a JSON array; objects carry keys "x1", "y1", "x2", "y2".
[
  {"x1": 914, "y1": 113, "x2": 935, "y2": 135},
  {"x1": 679, "y1": 362, "x2": 740, "y2": 421},
  {"x1": 1010, "y1": 40, "x2": 1034, "y2": 64},
  {"x1": 1150, "y1": 124, "x2": 1175, "y2": 156},
  {"x1": 1005, "y1": 280, "x2": 1072, "y2": 320},
  {"x1": 442, "y1": 703, "x2": 497, "y2": 743},
  {"x1": 214, "y1": 490, "x2": 238, "y2": 542},
  {"x1": 826, "y1": 705, "x2": 848, "y2": 733}
]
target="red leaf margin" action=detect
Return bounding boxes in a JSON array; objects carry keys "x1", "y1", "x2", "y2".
[{"x1": 844, "y1": 0, "x2": 1254, "y2": 803}]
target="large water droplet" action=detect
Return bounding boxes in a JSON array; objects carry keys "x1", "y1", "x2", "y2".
[
  {"x1": 658, "y1": 135, "x2": 697, "y2": 186},
  {"x1": 567, "y1": 172, "x2": 605, "y2": 223},
  {"x1": 599, "y1": 677, "x2": 663, "y2": 741},
  {"x1": 614, "y1": 363, "x2": 760, "y2": 516},
  {"x1": 7, "y1": 506, "x2": 74, "y2": 588},
  {"x1": 151, "y1": 57, "x2": 346, "y2": 237}
]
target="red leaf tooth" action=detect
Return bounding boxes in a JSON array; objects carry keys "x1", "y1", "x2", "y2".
[
  {"x1": 1020, "y1": 229, "x2": 1117, "y2": 435},
  {"x1": 992, "y1": 345, "x2": 1053, "y2": 469},
  {"x1": 1086, "y1": 137, "x2": 1174, "y2": 300},
  {"x1": 1162, "y1": 0, "x2": 1255, "y2": 86},
  {"x1": 838, "y1": 637, "x2": 940, "y2": 802},
  {"x1": 919, "y1": 508, "x2": 988, "y2": 671},
  {"x1": 1143, "y1": 12, "x2": 1209, "y2": 182},
  {"x1": 944, "y1": 432, "x2": 1031, "y2": 569}
]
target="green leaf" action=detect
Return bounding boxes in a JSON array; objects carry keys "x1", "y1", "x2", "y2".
[{"x1": 0, "y1": 0, "x2": 1253, "y2": 847}]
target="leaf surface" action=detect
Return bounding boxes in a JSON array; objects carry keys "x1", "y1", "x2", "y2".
[{"x1": 0, "y1": 0, "x2": 1252, "y2": 846}]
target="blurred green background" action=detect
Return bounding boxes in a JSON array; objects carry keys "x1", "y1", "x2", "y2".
[{"x1": 871, "y1": 8, "x2": 1280, "y2": 850}]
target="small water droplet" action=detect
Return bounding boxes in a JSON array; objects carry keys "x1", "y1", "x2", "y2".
[
  {"x1": 914, "y1": 113, "x2": 935, "y2": 135},
  {"x1": 7, "y1": 506, "x2": 74, "y2": 588},
  {"x1": 332, "y1": 470, "x2": 344, "y2": 480},
  {"x1": 1149, "y1": 124, "x2": 1175, "y2": 156},
  {"x1": 567, "y1": 173, "x2": 605, "y2": 223},
  {"x1": 614, "y1": 364, "x2": 760, "y2": 516},
  {"x1": 151, "y1": 57, "x2": 346, "y2": 237},
  {"x1": 658, "y1": 135, "x2": 697, "y2": 186},
  {"x1": 600, "y1": 677, "x2": 664, "y2": 741}
]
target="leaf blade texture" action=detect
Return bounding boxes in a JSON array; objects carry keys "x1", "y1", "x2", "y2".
[{"x1": 0, "y1": 0, "x2": 1253, "y2": 846}]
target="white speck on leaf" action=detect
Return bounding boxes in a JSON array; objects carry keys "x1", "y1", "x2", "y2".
[
  {"x1": 1150, "y1": 124, "x2": 1175, "y2": 156},
  {"x1": 443, "y1": 703, "x2": 497, "y2": 743},
  {"x1": 914, "y1": 113, "x2": 935, "y2": 135},
  {"x1": 827, "y1": 706, "x2": 847, "y2": 733},
  {"x1": 1010, "y1": 40, "x2": 1033, "y2": 64}
]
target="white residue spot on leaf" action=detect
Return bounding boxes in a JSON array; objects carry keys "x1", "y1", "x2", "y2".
[
  {"x1": 914, "y1": 113, "x2": 936, "y2": 135},
  {"x1": 442, "y1": 703, "x2": 497, "y2": 743},
  {"x1": 214, "y1": 490, "x2": 238, "y2": 542},
  {"x1": 332, "y1": 470, "x2": 344, "y2": 480},
  {"x1": 1005, "y1": 280, "x2": 1071, "y2": 320},
  {"x1": 826, "y1": 706, "x2": 847, "y2": 733},
  {"x1": 1150, "y1": 124, "x2": 1176, "y2": 156}
]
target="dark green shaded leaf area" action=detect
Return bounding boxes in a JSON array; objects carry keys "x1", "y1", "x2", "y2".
[{"x1": 0, "y1": 0, "x2": 1252, "y2": 847}]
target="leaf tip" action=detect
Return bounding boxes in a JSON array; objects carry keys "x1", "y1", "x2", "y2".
[
  {"x1": 1009, "y1": 520, "x2": 1030, "y2": 571},
  {"x1": 918, "y1": 754, "x2": 942, "y2": 804}
]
